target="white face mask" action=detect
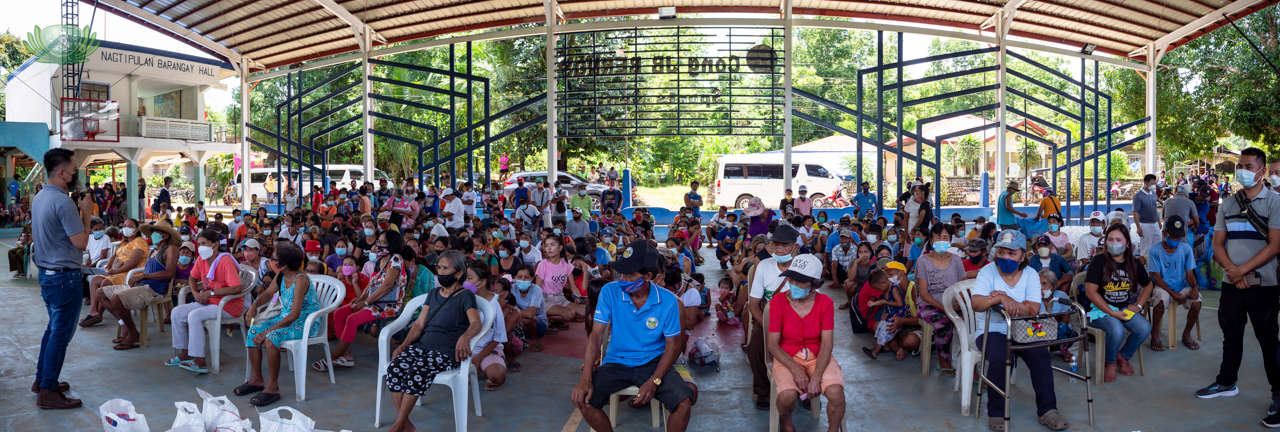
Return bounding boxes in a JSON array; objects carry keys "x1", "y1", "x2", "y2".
[
  {"x1": 1269, "y1": 175, "x2": 1280, "y2": 189},
  {"x1": 1042, "y1": 289, "x2": 1052, "y2": 299},
  {"x1": 198, "y1": 245, "x2": 215, "y2": 259},
  {"x1": 121, "y1": 227, "x2": 136, "y2": 237},
  {"x1": 888, "y1": 275, "x2": 901, "y2": 285},
  {"x1": 1090, "y1": 226, "x2": 1104, "y2": 235},
  {"x1": 1038, "y1": 247, "x2": 1051, "y2": 258}
]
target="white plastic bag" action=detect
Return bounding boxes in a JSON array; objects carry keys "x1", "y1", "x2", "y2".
[
  {"x1": 172, "y1": 402, "x2": 205, "y2": 431},
  {"x1": 210, "y1": 419, "x2": 255, "y2": 432},
  {"x1": 258, "y1": 407, "x2": 315, "y2": 432},
  {"x1": 165, "y1": 426, "x2": 203, "y2": 432},
  {"x1": 197, "y1": 388, "x2": 245, "y2": 432},
  {"x1": 688, "y1": 337, "x2": 720, "y2": 366},
  {"x1": 100, "y1": 399, "x2": 151, "y2": 432}
]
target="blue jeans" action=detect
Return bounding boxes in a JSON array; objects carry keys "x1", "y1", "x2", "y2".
[
  {"x1": 1090, "y1": 312, "x2": 1151, "y2": 364},
  {"x1": 36, "y1": 269, "x2": 82, "y2": 392}
]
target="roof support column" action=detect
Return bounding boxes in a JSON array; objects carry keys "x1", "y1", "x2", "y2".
[
  {"x1": 362, "y1": 26, "x2": 375, "y2": 192},
  {"x1": 545, "y1": 0, "x2": 558, "y2": 228},
  {"x1": 240, "y1": 57, "x2": 252, "y2": 211},
  {"x1": 783, "y1": 0, "x2": 794, "y2": 192},
  {"x1": 1145, "y1": 43, "x2": 1160, "y2": 174},
  {"x1": 995, "y1": 17, "x2": 1008, "y2": 201}
]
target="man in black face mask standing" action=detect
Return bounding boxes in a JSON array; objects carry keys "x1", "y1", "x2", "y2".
[{"x1": 31, "y1": 148, "x2": 95, "y2": 409}]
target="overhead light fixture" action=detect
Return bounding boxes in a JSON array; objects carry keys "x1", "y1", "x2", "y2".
[
  {"x1": 659, "y1": 7, "x2": 676, "y2": 19},
  {"x1": 1080, "y1": 43, "x2": 1097, "y2": 55}
]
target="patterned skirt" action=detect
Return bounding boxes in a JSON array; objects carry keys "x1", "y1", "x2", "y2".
[{"x1": 386, "y1": 345, "x2": 459, "y2": 396}]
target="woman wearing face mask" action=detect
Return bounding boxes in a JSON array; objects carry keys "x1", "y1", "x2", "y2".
[
  {"x1": 82, "y1": 218, "x2": 148, "y2": 327},
  {"x1": 1039, "y1": 270, "x2": 1077, "y2": 363},
  {"x1": 1084, "y1": 224, "x2": 1154, "y2": 383},
  {"x1": 102, "y1": 221, "x2": 181, "y2": 350},
  {"x1": 970, "y1": 230, "x2": 1069, "y2": 431},
  {"x1": 1027, "y1": 235, "x2": 1075, "y2": 293},
  {"x1": 904, "y1": 183, "x2": 934, "y2": 237},
  {"x1": 838, "y1": 242, "x2": 876, "y2": 311},
  {"x1": 325, "y1": 239, "x2": 350, "y2": 272},
  {"x1": 512, "y1": 265, "x2": 548, "y2": 351},
  {"x1": 238, "y1": 242, "x2": 317, "y2": 406},
  {"x1": 1041, "y1": 214, "x2": 1074, "y2": 260},
  {"x1": 354, "y1": 216, "x2": 379, "y2": 264},
  {"x1": 472, "y1": 235, "x2": 500, "y2": 276},
  {"x1": 863, "y1": 223, "x2": 886, "y2": 252},
  {"x1": 316, "y1": 230, "x2": 408, "y2": 371},
  {"x1": 906, "y1": 225, "x2": 930, "y2": 270},
  {"x1": 535, "y1": 236, "x2": 586, "y2": 329},
  {"x1": 914, "y1": 223, "x2": 964, "y2": 375},
  {"x1": 495, "y1": 240, "x2": 523, "y2": 278},
  {"x1": 169, "y1": 230, "x2": 245, "y2": 373},
  {"x1": 764, "y1": 254, "x2": 845, "y2": 430}
]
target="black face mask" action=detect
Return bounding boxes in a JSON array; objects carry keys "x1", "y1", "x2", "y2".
[
  {"x1": 969, "y1": 255, "x2": 984, "y2": 265},
  {"x1": 437, "y1": 271, "x2": 459, "y2": 287}
]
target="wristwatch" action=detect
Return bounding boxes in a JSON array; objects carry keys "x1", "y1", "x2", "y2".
[{"x1": 650, "y1": 376, "x2": 662, "y2": 386}]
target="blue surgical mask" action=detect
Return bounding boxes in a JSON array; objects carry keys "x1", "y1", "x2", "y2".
[
  {"x1": 514, "y1": 280, "x2": 532, "y2": 291},
  {"x1": 932, "y1": 241, "x2": 950, "y2": 254},
  {"x1": 887, "y1": 234, "x2": 898, "y2": 243},
  {"x1": 335, "y1": 247, "x2": 348, "y2": 256},
  {"x1": 1090, "y1": 226, "x2": 1103, "y2": 235},
  {"x1": 364, "y1": 228, "x2": 375, "y2": 236},
  {"x1": 578, "y1": 190, "x2": 587, "y2": 196},
  {"x1": 1164, "y1": 238, "x2": 1180, "y2": 249},
  {"x1": 995, "y1": 257, "x2": 1020, "y2": 273},
  {"x1": 492, "y1": 231, "x2": 502, "y2": 239},
  {"x1": 618, "y1": 277, "x2": 646, "y2": 294},
  {"x1": 92, "y1": 230, "x2": 104, "y2": 240},
  {"x1": 150, "y1": 232, "x2": 163, "y2": 245},
  {"x1": 1048, "y1": 224, "x2": 1059, "y2": 232},
  {"x1": 413, "y1": 233, "x2": 421, "y2": 239},
  {"x1": 264, "y1": 230, "x2": 272, "y2": 235},
  {"x1": 476, "y1": 250, "x2": 486, "y2": 257},
  {"x1": 788, "y1": 283, "x2": 809, "y2": 299},
  {"x1": 499, "y1": 250, "x2": 509, "y2": 258},
  {"x1": 235, "y1": 216, "x2": 243, "y2": 222},
  {"x1": 520, "y1": 240, "x2": 530, "y2": 248},
  {"x1": 553, "y1": 228, "x2": 562, "y2": 235},
  {"x1": 178, "y1": 255, "x2": 192, "y2": 265},
  {"x1": 773, "y1": 253, "x2": 793, "y2": 263},
  {"x1": 1238, "y1": 167, "x2": 1261, "y2": 188}
]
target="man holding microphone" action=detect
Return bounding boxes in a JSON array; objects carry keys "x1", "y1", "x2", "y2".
[{"x1": 31, "y1": 148, "x2": 95, "y2": 409}]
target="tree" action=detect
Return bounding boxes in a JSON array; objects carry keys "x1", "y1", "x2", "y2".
[{"x1": 0, "y1": 30, "x2": 33, "y2": 121}]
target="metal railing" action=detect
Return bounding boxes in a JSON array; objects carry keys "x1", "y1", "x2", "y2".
[{"x1": 113, "y1": 115, "x2": 239, "y2": 143}]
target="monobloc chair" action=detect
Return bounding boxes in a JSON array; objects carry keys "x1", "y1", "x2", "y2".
[
  {"x1": 764, "y1": 308, "x2": 842, "y2": 432},
  {"x1": 374, "y1": 291, "x2": 495, "y2": 431},
  {"x1": 277, "y1": 275, "x2": 346, "y2": 402},
  {"x1": 589, "y1": 324, "x2": 667, "y2": 432},
  {"x1": 939, "y1": 279, "x2": 982, "y2": 416},
  {"x1": 178, "y1": 264, "x2": 256, "y2": 375},
  {"x1": 118, "y1": 268, "x2": 176, "y2": 348}
]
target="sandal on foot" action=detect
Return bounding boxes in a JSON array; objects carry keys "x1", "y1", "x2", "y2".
[
  {"x1": 179, "y1": 361, "x2": 208, "y2": 374},
  {"x1": 113, "y1": 342, "x2": 139, "y2": 351},
  {"x1": 234, "y1": 383, "x2": 265, "y2": 396},
  {"x1": 530, "y1": 342, "x2": 544, "y2": 352},
  {"x1": 484, "y1": 380, "x2": 500, "y2": 391},
  {"x1": 837, "y1": 302, "x2": 851, "y2": 310},
  {"x1": 937, "y1": 364, "x2": 956, "y2": 376},
  {"x1": 249, "y1": 392, "x2": 281, "y2": 407},
  {"x1": 1151, "y1": 340, "x2": 1166, "y2": 351},
  {"x1": 332, "y1": 357, "x2": 356, "y2": 368},
  {"x1": 311, "y1": 359, "x2": 331, "y2": 372},
  {"x1": 1183, "y1": 339, "x2": 1200, "y2": 350},
  {"x1": 164, "y1": 356, "x2": 184, "y2": 367},
  {"x1": 509, "y1": 361, "x2": 522, "y2": 372},
  {"x1": 862, "y1": 347, "x2": 878, "y2": 360},
  {"x1": 1038, "y1": 409, "x2": 1069, "y2": 430}
]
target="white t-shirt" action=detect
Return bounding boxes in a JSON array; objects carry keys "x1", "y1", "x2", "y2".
[
  {"x1": 679, "y1": 287, "x2": 702, "y2": 308},
  {"x1": 517, "y1": 247, "x2": 542, "y2": 267},
  {"x1": 748, "y1": 257, "x2": 788, "y2": 301},
  {"x1": 797, "y1": 226, "x2": 815, "y2": 244},
  {"x1": 444, "y1": 198, "x2": 465, "y2": 229},
  {"x1": 86, "y1": 234, "x2": 112, "y2": 265},
  {"x1": 430, "y1": 223, "x2": 449, "y2": 239},
  {"x1": 461, "y1": 190, "x2": 478, "y2": 215},
  {"x1": 971, "y1": 263, "x2": 1041, "y2": 336},
  {"x1": 707, "y1": 213, "x2": 733, "y2": 230},
  {"x1": 226, "y1": 220, "x2": 243, "y2": 240},
  {"x1": 1075, "y1": 232, "x2": 1104, "y2": 261},
  {"x1": 196, "y1": 207, "x2": 208, "y2": 222},
  {"x1": 472, "y1": 295, "x2": 509, "y2": 355}
]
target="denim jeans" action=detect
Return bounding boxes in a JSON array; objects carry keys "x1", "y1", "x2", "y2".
[
  {"x1": 36, "y1": 269, "x2": 82, "y2": 392},
  {"x1": 1090, "y1": 312, "x2": 1151, "y2": 364}
]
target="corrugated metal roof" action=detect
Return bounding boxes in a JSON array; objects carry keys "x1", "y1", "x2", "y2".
[{"x1": 84, "y1": 0, "x2": 1278, "y2": 71}]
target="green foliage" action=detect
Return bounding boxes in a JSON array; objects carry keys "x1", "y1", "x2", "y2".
[{"x1": 0, "y1": 30, "x2": 33, "y2": 122}]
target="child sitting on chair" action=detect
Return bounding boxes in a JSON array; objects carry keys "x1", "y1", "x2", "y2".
[{"x1": 862, "y1": 268, "x2": 908, "y2": 359}]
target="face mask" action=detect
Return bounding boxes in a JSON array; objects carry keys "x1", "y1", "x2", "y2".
[
  {"x1": 1042, "y1": 289, "x2": 1052, "y2": 299},
  {"x1": 553, "y1": 228, "x2": 562, "y2": 235},
  {"x1": 1238, "y1": 167, "x2": 1261, "y2": 188},
  {"x1": 1090, "y1": 226, "x2": 1104, "y2": 235},
  {"x1": 92, "y1": 230, "x2": 104, "y2": 240},
  {"x1": 475, "y1": 250, "x2": 486, "y2": 257},
  {"x1": 122, "y1": 227, "x2": 136, "y2": 237},
  {"x1": 888, "y1": 275, "x2": 901, "y2": 285},
  {"x1": 514, "y1": 280, "x2": 533, "y2": 291},
  {"x1": 1038, "y1": 247, "x2": 1051, "y2": 258},
  {"x1": 264, "y1": 230, "x2": 273, "y2": 236},
  {"x1": 178, "y1": 255, "x2": 193, "y2": 265},
  {"x1": 334, "y1": 247, "x2": 347, "y2": 256},
  {"x1": 1107, "y1": 241, "x2": 1126, "y2": 256},
  {"x1": 376, "y1": 246, "x2": 390, "y2": 256},
  {"x1": 969, "y1": 255, "x2": 984, "y2": 265},
  {"x1": 887, "y1": 234, "x2": 898, "y2": 243},
  {"x1": 773, "y1": 252, "x2": 793, "y2": 263},
  {"x1": 1270, "y1": 175, "x2": 1280, "y2": 188},
  {"x1": 603, "y1": 236, "x2": 613, "y2": 243},
  {"x1": 788, "y1": 283, "x2": 809, "y2": 299},
  {"x1": 180, "y1": 234, "x2": 190, "y2": 242},
  {"x1": 308, "y1": 255, "x2": 320, "y2": 262},
  {"x1": 364, "y1": 228, "x2": 375, "y2": 236},
  {"x1": 995, "y1": 257, "x2": 1020, "y2": 273},
  {"x1": 1048, "y1": 224, "x2": 1059, "y2": 232},
  {"x1": 913, "y1": 237, "x2": 923, "y2": 245},
  {"x1": 198, "y1": 246, "x2": 214, "y2": 260},
  {"x1": 818, "y1": 217, "x2": 826, "y2": 223},
  {"x1": 618, "y1": 277, "x2": 646, "y2": 294},
  {"x1": 867, "y1": 234, "x2": 878, "y2": 243},
  {"x1": 342, "y1": 265, "x2": 356, "y2": 276},
  {"x1": 437, "y1": 271, "x2": 459, "y2": 287},
  {"x1": 520, "y1": 240, "x2": 530, "y2": 249},
  {"x1": 500, "y1": 224, "x2": 509, "y2": 231},
  {"x1": 578, "y1": 190, "x2": 586, "y2": 196},
  {"x1": 498, "y1": 250, "x2": 509, "y2": 258},
  {"x1": 150, "y1": 232, "x2": 163, "y2": 245},
  {"x1": 463, "y1": 281, "x2": 479, "y2": 294},
  {"x1": 492, "y1": 231, "x2": 502, "y2": 239},
  {"x1": 932, "y1": 241, "x2": 950, "y2": 254},
  {"x1": 1148, "y1": 185, "x2": 1158, "y2": 193}
]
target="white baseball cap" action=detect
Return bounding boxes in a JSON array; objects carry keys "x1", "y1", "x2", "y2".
[
  {"x1": 1088, "y1": 211, "x2": 1106, "y2": 222},
  {"x1": 779, "y1": 254, "x2": 823, "y2": 283},
  {"x1": 442, "y1": 187, "x2": 455, "y2": 195}
]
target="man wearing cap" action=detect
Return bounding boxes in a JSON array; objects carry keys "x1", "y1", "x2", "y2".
[
  {"x1": 570, "y1": 183, "x2": 593, "y2": 218},
  {"x1": 1147, "y1": 215, "x2": 1202, "y2": 351},
  {"x1": 962, "y1": 238, "x2": 989, "y2": 279},
  {"x1": 998, "y1": 181, "x2": 1027, "y2": 231},
  {"x1": 971, "y1": 229, "x2": 1069, "y2": 430},
  {"x1": 854, "y1": 181, "x2": 879, "y2": 220},
  {"x1": 440, "y1": 188, "x2": 464, "y2": 229},
  {"x1": 794, "y1": 185, "x2": 812, "y2": 217},
  {"x1": 566, "y1": 208, "x2": 591, "y2": 239},
  {"x1": 572, "y1": 240, "x2": 692, "y2": 431},
  {"x1": 1132, "y1": 174, "x2": 1163, "y2": 257},
  {"x1": 967, "y1": 216, "x2": 987, "y2": 239},
  {"x1": 1076, "y1": 211, "x2": 1108, "y2": 268},
  {"x1": 109, "y1": 221, "x2": 181, "y2": 350},
  {"x1": 745, "y1": 224, "x2": 800, "y2": 410},
  {"x1": 1162, "y1": 186, "x2": 1198, "y2": 250},
  {"x1": 825, "y1": 218, "x2": 857, "y2": 256},
  {"x1": 829, "y1": 229, "x2": 857, "y2": 289}
]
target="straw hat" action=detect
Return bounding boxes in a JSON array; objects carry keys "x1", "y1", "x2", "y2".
[{"x1": 140, "y1": 220, "x2": 182, "y2": 247}]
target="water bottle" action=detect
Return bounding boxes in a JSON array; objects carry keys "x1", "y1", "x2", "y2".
[{"x1": 1069, "y1": 360, "x2": 1078, "y2": 383}]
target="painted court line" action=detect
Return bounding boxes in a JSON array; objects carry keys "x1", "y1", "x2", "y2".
[{"x1": 561, "y1": 408, "x2": 583, "y2": 432}]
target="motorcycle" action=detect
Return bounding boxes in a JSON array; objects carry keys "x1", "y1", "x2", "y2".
[{"x1": 814, "y1": 184, "x2": 849, "y2": 208}]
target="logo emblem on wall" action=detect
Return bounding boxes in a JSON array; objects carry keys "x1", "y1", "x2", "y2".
[
  {"x1": 24, "y1": 25, "x2": 100, "y2": 65},
  {"x1": 745, "y1": 44, "x2": 777, "y2": 74}
]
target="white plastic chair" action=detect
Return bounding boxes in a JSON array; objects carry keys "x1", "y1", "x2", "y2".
[
  {"x1": 178, "y1": 264, "x2": 257, "y2": 375},
  {"x1": 277, "y1": 275, "x2": 346, "y2": 402},
  {"x1": 589, "y1": 324, "x2": 667, "y2": 432},
  {"x1": 764, "y1": 307, "x2": 839, "y2": 432},
  {"x1": 940, "y1": 279, "x2": 981, "y2": 416},
  {"x1": 116, "y1": 268, "x2": 176, "y2": 348},
  {"x1": 374, "y1": 291, "x2": 494, "y2": 430}
]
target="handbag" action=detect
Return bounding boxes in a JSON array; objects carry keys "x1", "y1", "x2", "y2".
[{"x1": 1010, "y1": 316, "x2": 1060, "y2": 344}]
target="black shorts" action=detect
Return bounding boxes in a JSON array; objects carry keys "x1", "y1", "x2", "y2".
[
  {"x1": 588, "y1": 358, "x2": 691, "y2": 411},
  {"x1": 500, "y1": 168, "x2": 509, "y2": 174}
]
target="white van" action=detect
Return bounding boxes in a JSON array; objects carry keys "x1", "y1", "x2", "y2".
[
  {"x1": 714, "y1": 154, "x2": 845, "y2": 209},
  {"x1": 248, "y1": 164, "x2": 390, "y2": 200}
]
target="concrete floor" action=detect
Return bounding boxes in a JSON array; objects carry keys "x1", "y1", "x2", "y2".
[{"x1": 1, "y1": 240, "x2": 1272, "y2": 432}]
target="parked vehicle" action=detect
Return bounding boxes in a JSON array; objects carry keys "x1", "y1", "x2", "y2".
[
  {"x1": 248, "y1": 165, "x2": 390, "y2": 201},
  {"x1": 713, "y1": 153, "x2": 846, "y2": 209},
  {"x1": 502, "y1": 170, "x2": 605, "y2": 211}
]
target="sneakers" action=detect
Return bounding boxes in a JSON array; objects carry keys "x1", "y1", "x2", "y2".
[
  {"x1": 1270, "y1": 391, "x2": 1280, "y2": 415},
  {"x1": 1266, "y1": 413, "x2": 1280, "y2": 429},
  {"x1": 1195, "y1": 382, "x2": 1240, "y2": 399}
]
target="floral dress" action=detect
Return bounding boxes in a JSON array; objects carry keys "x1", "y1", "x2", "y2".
[
  {"x1": 365, "y1": 254, "x2": 408, "y2": 320},
  {"x1": 247, "y1": 274, "x2": 321, "y2": 348},
  {"x1": 873, "y1": 284, "x2": 910, "y2": 346}
]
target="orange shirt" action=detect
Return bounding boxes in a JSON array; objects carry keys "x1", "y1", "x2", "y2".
[{"x1": 319, "y1": 204, "x2": 338, "y2": 229}]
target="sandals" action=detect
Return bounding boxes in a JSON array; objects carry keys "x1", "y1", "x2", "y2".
[
  {"x1": 861, "y1": 347, "x2": 878, "y2": 360},
  {"x1": 936, "y1": 364, "x2": 956, "y2": 376},
  {"x1": 1151, "y1": 340, "x2": 1166, "y2": 352},
  {"x1": 179, "y1": 361, "x2": 208, "y2": 374},
  {"x1": 484, "y1": 380, "x2": 500, "y2": 391},
  {"x1": 79, "y1": 314, "x2": 103, "y2": 327},
  {"x1": 332, "y1": 357, "x2": 356, "y2": 368},
  {"x1": 1183, "y1": 338, "x2": 1201, "y2": 350},
  {"x1": 164, "y1": 356, "x2": 184, "y2": 367},
  {"x1": 249, "y1": 392, "x2": 281, "y2": 407},
  {"x1": 1038, "y1": 409, "x2": 1069, "y2": 430},
  {"x1": 837, "y1": 302, "x2": 851, "y2": 310},
  {"x1": 529, "y1": 342, "x2": 544, "y2": 352},
  {"x1": 552, "y1": 322, "x2": 570, "y2": 330},
  {"x1": 508, "y1": 361, "x2": 522, "y2": 372},
  {"x1": 311, "y1": 359, "x2": 331, "y2": 372},
  {"x1": 234, "y1": 383, "x2": 265, "y2": 396},
  {"x1": 113, "y1": 342, "x2": 139, "y2": 351}
]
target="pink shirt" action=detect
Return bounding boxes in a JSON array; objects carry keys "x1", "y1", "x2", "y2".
[{"x1": 535, "y1": 258, "x2": 574, "y2": 296}]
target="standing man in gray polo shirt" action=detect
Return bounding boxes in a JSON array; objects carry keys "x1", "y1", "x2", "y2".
[
  {"x1": 1132, "y1": 174, "x2": 1162, "y2": 257},
  {"x1": 31, "y1": 148, "x2": 94, "y2": 409},
  {"x1": 1162, "y1": 186, "x2": 1199, "y2": 250},
  {"x1": 1198, "y1": 148, "x2": 1280, "y2": 428}
]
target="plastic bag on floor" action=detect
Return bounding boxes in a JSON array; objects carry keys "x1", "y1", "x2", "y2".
[
  {"x1": 197, "y1": 388, "x2": 245, "y2": 432},
  {"x1": 258, "y1": 407, "x2": 315, "y2": 432},
  {"x1": 210, "y1": 419, "x2": 255, "y2": 432},
  {"x1": 165, "y1": 426, "x2": 203, "y2": 432},
  {"x1": 687, "y1": 337, "x2": 720, "y2": 367},
  {"x1": 171, "y1": 402, "x2": 205, "y2": 431},
  {"x1": 100, "y1": 399, "x2": 151, "y2": 432}
]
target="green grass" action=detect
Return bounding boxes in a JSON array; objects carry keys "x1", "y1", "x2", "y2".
[{"x1": 636, "y1": 185, "x2": 716, "y2": 210}]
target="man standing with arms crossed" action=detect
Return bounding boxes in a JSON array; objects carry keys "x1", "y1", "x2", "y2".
[
  {"x1": 1196, "y1": 148, "x2": 1280, "y2": 430},
  {"x1": 32, "y1": 148, "x2": 94, "y2": 409},
  {"x1": 1132, "y1": 174, "x2": 1162, "y2": 257}
]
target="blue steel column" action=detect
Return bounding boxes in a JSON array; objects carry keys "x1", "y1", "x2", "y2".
[
  {"x1": 876, "y1": 31, "x2": 884, "y2": 212},
  {"x1": 896, "y1": 33, "x2": 904, "y2": 202}
]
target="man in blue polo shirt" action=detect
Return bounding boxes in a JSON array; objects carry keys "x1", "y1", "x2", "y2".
[{"x1": 572, "y1": 240, "x2": 692, "y2": 431}]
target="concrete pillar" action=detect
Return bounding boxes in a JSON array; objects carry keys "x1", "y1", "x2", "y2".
[
  {"x1": 194, "y1": 162, "x2": 206, "y2": 205},
  {"x1": 240, "y1": 58, "x2": 252, "y2": 210},
  {"x1": 126, "y1": 161, "x2": 139, "y2": 219},
  {"x1": 995, "y1": 17, "x2": 1008, "y2": 195},
  {"x1": 1145, "y1": 44, "x2": 1160, "y2": 174},
  {"x1": 782, "y1": 0, "x2": 793, "y2": 191},
  {"x1": 544, "y1": 0, "x2": 558, "y2": 228},
  {"x1": 361, "y1": 27, "x2": 375, "y2": 191},
  {"x1": 4, "y1": 156, "x2": 14, "y2": 203}
]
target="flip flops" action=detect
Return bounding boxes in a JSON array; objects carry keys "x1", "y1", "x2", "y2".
[
  {"x1": 249, "y1": 392, "x2": 280, "y2": 407},
  {"x1": 311, "y1": 359, "x2": 331, "y2": 372},
  {"x1": 862, "y1": 347, "x2": 878, "y2": 360},
  {"x1": 164, "y1": 356, "x2": 184, "y2": 367},
  {"x1": 113, "y1": 342, "x2": 139, "y2": 351},
  {"x1": 234, "y1": 383, "x2": 265, "y2": 396},
  {"x1": 333, "y1": 357, "x2": 356, "y2": 368},
  {"x1": 508, "y1": 361, "x2": 522, "y2": 372},
  {"x1": 937, "y1": 364, "x2": 956, "y2": 376},
  {"x1": 179, "y1": 360, "x2": 208, "y2": 374},
  {"x1": 1183, "y1": 339, "x2": 1201, "y2": 350}
]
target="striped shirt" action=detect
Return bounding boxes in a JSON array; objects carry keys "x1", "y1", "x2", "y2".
[{"x1": 1214, "y1": 187, "x2": 1280, "y2": 286}]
